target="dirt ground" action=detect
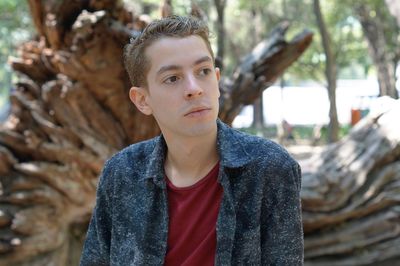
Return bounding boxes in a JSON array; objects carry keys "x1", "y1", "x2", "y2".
[
  {"x1": 286, "y1": 144, "x2": 324, "y2": 160},
  {"x1": 284, "y1": 143, "x2": 325, "y2": 173}
]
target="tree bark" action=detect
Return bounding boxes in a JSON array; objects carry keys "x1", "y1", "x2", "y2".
[
  {"x1": 250, "y1": 8, "x2": 266, "y2": 131},
  {"x1": 354, "y1": 3, "x2": 399, "y2": 99},
  {"x1": 213, "y1": 0, "x2": 226, "y2": 70},
  {"x1": 302, "y1": 97, "x2": 400, "y2": 265},
  {"x1": 252, "y1": 97, "x2": 264, "y2": 129},
  {"x1": 218, "y1": 21, "x2": 313, "y2": 124},
  {"x1": 313, "y1": 0, "x2": 339, "y2": 143},
  {"x1": 160, "y1": 0, "x2": 173, "y2": 18}
]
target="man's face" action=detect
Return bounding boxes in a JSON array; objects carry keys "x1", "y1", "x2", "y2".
[{"x1": 130, "y1": 35, "x2": 220, "y2": 140}]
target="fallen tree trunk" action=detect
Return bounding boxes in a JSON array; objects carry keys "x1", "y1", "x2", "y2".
[
  {"x1": 0, "y1": 0, "x2": 312, "y2": 265},
  {"x1": 302, "y1": 97, "x2": 400, "y2": 265},
  {"x1": 219, "y1": 21, "x2": 312, "y2": 124}
]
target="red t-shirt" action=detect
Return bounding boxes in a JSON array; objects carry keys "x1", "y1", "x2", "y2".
[{"x1": 164, "y1": 162, "x2": 222, "y2": 266}]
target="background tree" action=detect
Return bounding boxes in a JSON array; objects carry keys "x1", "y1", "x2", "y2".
[
  {"x1": 160, "y1": 0, "x2": 173, "y2": 17},
  {"x1": 313, "y1": 0, "x2": 339, "y2": 142},
  {"x1": 235, "y1": 1, "x2": 270, "y2": 130},
  {"x1": 213, "y1": 0, "x2": 226, "y2": 70},
  {"x1": 227, "y1": 0, "x2": 367, "y2": 142},
  {"x1": 230, "y1": 0, "x2": 289, "y2": 131},
  {"x1": 352, "y1": 0, "x2": 399, "y2": 99}
]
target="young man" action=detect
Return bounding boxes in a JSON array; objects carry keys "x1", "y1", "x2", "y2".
[{"x1": 80, "y1": 15, "x2": 303, "y2": 265}]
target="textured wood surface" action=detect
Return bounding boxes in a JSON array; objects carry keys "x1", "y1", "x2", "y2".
[{"x1": 302, "y1": 98, "x2": 400, "y2": 265}]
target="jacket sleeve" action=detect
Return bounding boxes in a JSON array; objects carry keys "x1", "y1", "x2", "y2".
[
  {"x1": 80, "y1": 161, "x2": 113, "y2": 266},
  {"x1": 261, "y1": 160, "x2": 304, "y2": 265}
]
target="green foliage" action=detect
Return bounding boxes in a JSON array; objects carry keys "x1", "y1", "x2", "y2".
[
  {"x1": 284, "y1": 0, "x2": 373, "y2": 83},
  {"x1": 352, "y1": 0, "x2": 400, "y2": 61},
  {"x1": 129, "y1": 0, "x2": 213, "y2": 18},
  {"x1": 0, "y1": 0, "x2": 33, "y2": 105},
  {"x1": 124, "y1": 0, "x2": 387, "y2": 83},
  {"x1": 212, "y1": 0, "x2": 377, "y2": 82}
]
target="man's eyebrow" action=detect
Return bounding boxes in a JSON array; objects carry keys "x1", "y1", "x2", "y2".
[
  {"x1": 156, "y1": 65, "x2": 181, "y2": 76},
  {"x1": 193, "y1": 56, "x2": 213, "y2": 66},
  {"x1": 156, "y1": 56, "x2": 213, "y2": 76}
]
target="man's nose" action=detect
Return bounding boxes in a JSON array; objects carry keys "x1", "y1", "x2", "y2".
[{"x1": 184, "y1": 75, "x2": 203, "y2": 99}]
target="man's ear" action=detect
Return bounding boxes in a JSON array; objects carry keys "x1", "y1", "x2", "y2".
[
  {"x1": 215, "y1": 67, "x2": 221, "y2": 98},
  {"x1": 129, "y1": 87, "x2": 153, "y2": 115},
  {"x1": 215, "y1": 67, "x2": 221, "y2": 81}
]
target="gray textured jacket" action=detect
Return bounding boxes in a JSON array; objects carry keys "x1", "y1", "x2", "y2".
[{"x1": 80, "y1": 120, "x2": 303, "y2": 265}]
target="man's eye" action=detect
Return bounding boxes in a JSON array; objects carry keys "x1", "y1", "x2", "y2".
[
  {"x1": 199, "y1": 68, "x2": 211, "y2": 76},
  {"x1": 164, "y1": 76, "x2": 179, "y2": 84}
]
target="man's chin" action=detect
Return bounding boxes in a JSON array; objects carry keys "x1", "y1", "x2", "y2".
[{"x1": 184, "y1": 120, "x2": 217, "y2": 137}]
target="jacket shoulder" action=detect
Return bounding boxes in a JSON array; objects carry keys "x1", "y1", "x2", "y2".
[
  {"x1": 110, "y1": 137, "x2": 157, "y2": 163},
  {"x1": 231, "y1": 129, "x2": 302, "y2": 192},
  {"x1": 101, "y1": 137, "x2": 158, "y2": 179},
  {"x1": 232, "y1": 128, "x2": 297, "y2": 167}
]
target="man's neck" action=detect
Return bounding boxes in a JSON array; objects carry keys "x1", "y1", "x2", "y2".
[{"x1": 163, "y1": 129, "x2": 219, "y2": 188}]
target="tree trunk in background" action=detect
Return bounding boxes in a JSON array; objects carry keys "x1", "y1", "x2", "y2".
[
  {"x1": 219, "y1": 21, "x2": 312, "y2": 124},
  {"x1": 0, "y1": 1, "x2": 312, "y2": 265},
  {"x1": 302, "y1": 97, "x2": 400, "y2": 265},
  {"x1": 385, "y1": 0, "x2": 400, "y2": 89},
  {"x1": 313, "y1": 0, "x2": 339, "y2": 143},
  {"x1": 190, "y1": 1, "x2": 208, "y2": 22},
  {"x1": 250, "y1": 8, "x2": 265, "y2": 130},
  {"x1": 213, "y1": 0, "x2": 226, "y2": 70},
  {"x1": 354, "y1": 3, "x2": 399, "y2": 99},
  {"x1": 252, "y1": 97, "x2": 264, "y2": 129},
  {"x1": 160, "y1": 0, "x2": 173, "y2": 18}
]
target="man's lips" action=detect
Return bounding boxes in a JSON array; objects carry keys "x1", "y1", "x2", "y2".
[{"x1": 184, "y1": 107, "x2": 211, "y2": 116}]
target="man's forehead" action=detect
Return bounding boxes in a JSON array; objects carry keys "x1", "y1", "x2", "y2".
[
  {"x1": 150, "y1": 34, "x2": 206, "y2": 46},
  {"x1": 145, "y1": 36, "x2": 213, "y2": 73},
  {"x1": 148, "y1": 36, "x2": 210, "y2": 55},
  {"x1": 155, "y1": 56, "x2": 212, "y2": 75}
]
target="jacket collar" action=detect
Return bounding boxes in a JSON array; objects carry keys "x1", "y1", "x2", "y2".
[
  {"x1": 142, "y1": 134, "x2": 167, "y2": 187},
  {"x1": 142, "y1": 119, "x2": 253, "y2": 185},
  {"x1": 215, "y1": 119, "x2": 253, "y2": 168}
]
